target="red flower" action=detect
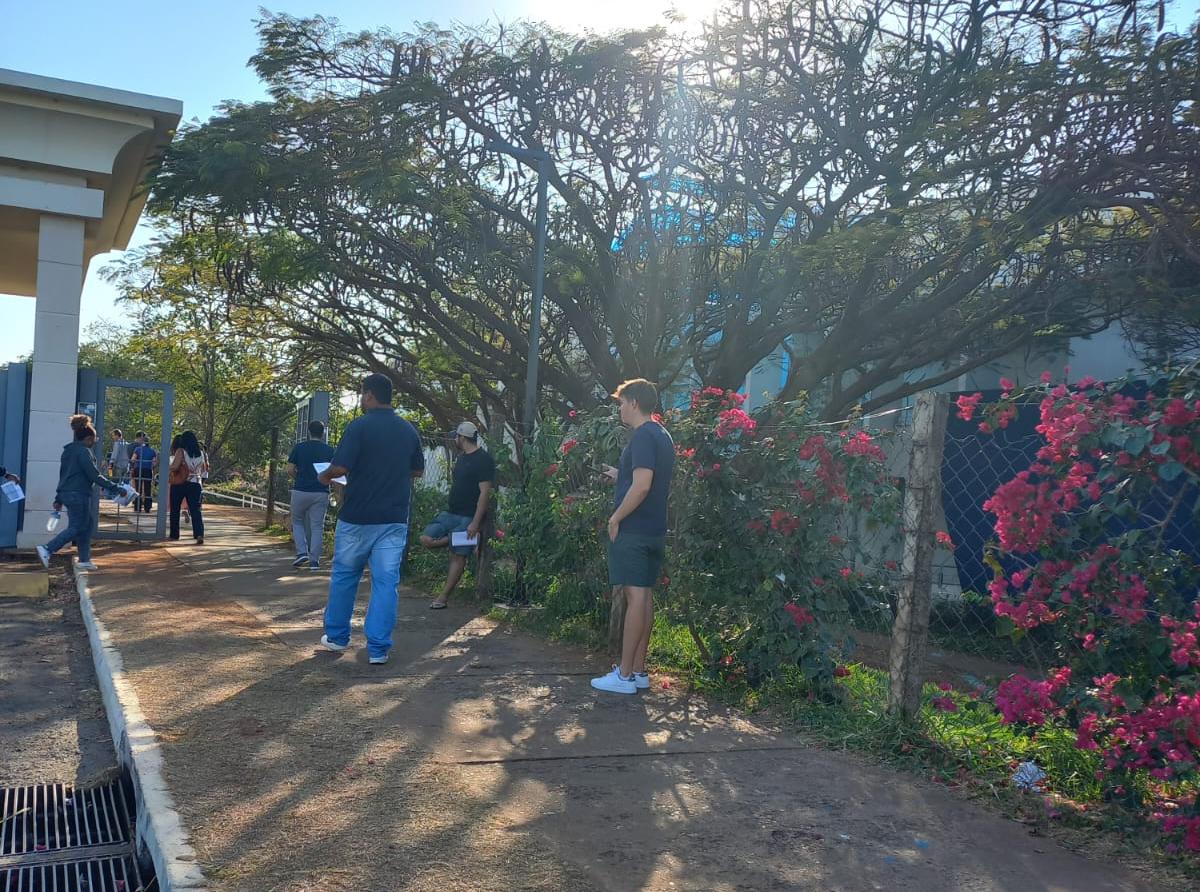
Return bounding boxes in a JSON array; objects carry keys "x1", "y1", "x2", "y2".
[
  {"x1": 770, "y1": 509, "x2": 801, "y2": 535},
  {"x1": 935, "y1": 530, "x2": 955, "y2": 550},
  {"x1": 839, "y1": 567, "x2": 852, "y2": 578},
  {"x1": 784, "y1": 603, "x2": 815, "y2": 628},
  {"x1": 932, "y1": 696, "x2": 958, "y2": 713},
  {"x1": 545, "y1": 463, "x2": 559, "y2": 476},
  {"x1": 715, "y1": 407, "x2": 757, "y2": 438},
  {"x1": 494, "y1": 529, "x2": 505, "y2": 540},
  {"x1": 1000, "y1": 377, "x2": 1014, "y2": 393},
  {"x1": 711, "y1": 462, "x2": 721, "y2": 471},
  {"x1": 956, "y1": 392, "x2": 984, "y2": 422},
  {"x1": 833, "y1": 665, "x2": 851, "y2": 678},
  {"x1": 561, "y1": 438, "x2": 578, "y2": 455},
  {"x1": 884, "y1": 559, "x2": 899, "y2": 571},
  {"x1": 568, "y1": 409, "x2": 578, "y2": 418},
  {"x1": 937, "y1": 682, "x2": 954, "y2": 692}
]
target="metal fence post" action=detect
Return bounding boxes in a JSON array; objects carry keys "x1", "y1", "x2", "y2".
[
  {"x1": 888, "y1": 391, "x2": 949, "y2": 719},
  {"x1": 265, "y1": 426, "x2": 280, "y2": 530}
]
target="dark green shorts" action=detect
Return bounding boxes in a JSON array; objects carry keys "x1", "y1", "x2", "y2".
[{"x1": 607, "y1": 531, "x2": 667, "y2": 588}]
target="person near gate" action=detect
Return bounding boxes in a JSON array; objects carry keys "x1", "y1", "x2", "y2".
[
  {"x1": 591, "y1": 378, "x2": 675, "y2": 695},
  {"x1": 168, "y1": 431, "x2": 207, "y2": 544},
  {"x1": 130, "y1": 431, "x2": 158, "y2": 513},
  {"x1": 288, "y1": 420, "x2": 335, "y2": 570},
  {"x1": 317, "y1": 373, "x2": 424, "y2": 665},
  {"x1": 36, "y1": 414, "x2": 122, "y2": 571},
  {"x1": 108, "y1": 429, "x2": 131, "y2": 485},
  {"x1": 419, "y1": 421, "x2": 495, "y2": 609}
]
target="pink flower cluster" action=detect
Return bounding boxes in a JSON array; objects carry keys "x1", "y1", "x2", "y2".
[
  {"x1": 989, "y1": 547, "x2": 1151, "y2": 631},
  {"x1": 798, "y1": 434, "x2": 849, "y2": 502},
  {"x1": 1160, "y1": 604, "x2": 1200, "y2": 669},
  {"x1": 770, "y1": 509, "x2": 801, "y2": 535},
  {"x1": 561, "y1": 438, "x2": 579, "y2": 456},
  {"x1": 691, "y1": 387, "x2": 746, "y2": 410},
  {"x1": 956, "y1": 392, "x2": 983, "y2": 422},
  {"x1": 715, "y1": 407, "x2": 757, "y2": 438},
  {"x1": 841, "y1": 430, "x2": 887, "y2": 462},
  {"x1": 995, "y1": 668, "x2": 1071, "y2": 726}
]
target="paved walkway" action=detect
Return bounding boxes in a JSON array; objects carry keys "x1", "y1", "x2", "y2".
[{"x1": 82, "y1": 508, "x2": 1175, "y2": 892}]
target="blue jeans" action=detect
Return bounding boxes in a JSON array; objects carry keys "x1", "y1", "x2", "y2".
[
  {"x1": 323, "y1": 520, "x2": 408, "y2": 658},
  {"x1": 46, "y1": 492, "x2": 94, "y2": 562}
]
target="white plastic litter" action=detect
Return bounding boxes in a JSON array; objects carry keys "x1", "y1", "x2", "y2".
[{"x1": 1011, "y1": 761, "x2": 1047, "y2": 791}]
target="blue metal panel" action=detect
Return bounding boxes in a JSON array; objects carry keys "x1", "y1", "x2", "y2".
[{"x1": 0, "y1": 364, "x2": 29, "y2": 547}]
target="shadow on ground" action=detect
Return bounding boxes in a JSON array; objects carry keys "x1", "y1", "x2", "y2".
[{"x1": 79, "y1": 507, "x2": 1176, "y2": 892}]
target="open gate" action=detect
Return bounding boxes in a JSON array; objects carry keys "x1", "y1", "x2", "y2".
[{"x1": 89, "y1": 376, "x2": 175, "y2": 541}]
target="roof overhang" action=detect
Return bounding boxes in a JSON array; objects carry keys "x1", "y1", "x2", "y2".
[{"x1": 0, "y1": 68, "x2": 182, "y2": 296}]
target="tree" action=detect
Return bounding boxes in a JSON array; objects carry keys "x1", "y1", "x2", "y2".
[
  {"x1": 100, "y1": 218, "x2": 307, "y2": 477},
  {"x1": 149, "y1": 0, "x2": 1199, "y2": 424}
]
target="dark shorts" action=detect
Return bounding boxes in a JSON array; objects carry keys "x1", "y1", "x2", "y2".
[
  {"x1": 608, "y1": 531, "x2": 667, "y2": 588},
  {"x1": 424, "y1": 511, "x2": 475, "y2": 555}
]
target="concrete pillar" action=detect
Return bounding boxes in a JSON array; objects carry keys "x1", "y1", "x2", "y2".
[{"x1": 19, "y1": 214, "x2": 85, "y2": 546}]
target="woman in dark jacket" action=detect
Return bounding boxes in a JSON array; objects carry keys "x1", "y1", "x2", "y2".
[{"x1": 36, "y1": 415, "x2": 118, "y2": 570}]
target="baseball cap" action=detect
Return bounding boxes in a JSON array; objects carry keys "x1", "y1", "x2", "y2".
[{"x1": 455, "y1": 421, "x2": 479, "y2": 439}]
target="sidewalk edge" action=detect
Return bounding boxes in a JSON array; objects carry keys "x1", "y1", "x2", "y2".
[{"x1": 75, "y1": 562, "x2": 208, "y2": 890}]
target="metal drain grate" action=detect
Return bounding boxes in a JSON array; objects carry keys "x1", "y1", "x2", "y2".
[
  {"x1": 1, "y1": 853, "x2": 153, "y2": 892},
  {"x1": 0, "y1": 781, "x2": 156, "y2": 892},
  {"x1": 1, "y1": 784, "x2": 131, "y2": 856}
]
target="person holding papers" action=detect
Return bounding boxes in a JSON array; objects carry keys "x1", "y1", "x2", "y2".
[
  {"x1": 287, "y1": 420, "x2": 336, "y2": 570},
  {"x1": 419, "y1": 421, "x2": 495, "y2": 609},
  {"x1": 317, "y1": 374, "x2": 424, "y2": 665},
  {"x1": 36, "y1": 415, "x2": 122, "y2": 571}
]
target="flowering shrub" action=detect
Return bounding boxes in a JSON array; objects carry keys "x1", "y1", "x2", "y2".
[
  {"x1": 508, "y1": 388, "x2": 900, "y2": 688},
  {"x1": 976, "y1": 366, "x2": 1200, "y2": 851}
]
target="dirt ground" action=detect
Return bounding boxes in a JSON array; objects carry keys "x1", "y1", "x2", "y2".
[
  {"x1": 0, "y1": 565, "x2": 116, "y2": 788},
  {"x1": 77, "y1": 508, "x2": 1188, "y2": 892}
]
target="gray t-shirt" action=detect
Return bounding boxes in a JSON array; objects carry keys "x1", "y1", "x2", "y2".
[{"x1": 613, "y1": 421, "x2": 674, "y2": 537}]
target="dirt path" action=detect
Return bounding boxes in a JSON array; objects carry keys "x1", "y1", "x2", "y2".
[
  {"x1": 0, "y1": 566, "x2": 115, "y2": 788},
  {"x1": 79, "y1": 508, "x2": 1178, "y2": 891}
]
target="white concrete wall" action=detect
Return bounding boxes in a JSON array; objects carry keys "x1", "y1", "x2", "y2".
[{"x1": 19, "y1": 213, "x2": 85, "y2": 545}]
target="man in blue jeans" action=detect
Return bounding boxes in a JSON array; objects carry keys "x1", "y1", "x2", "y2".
[{"x1": 317, "y1": 373, "x2": 425, "y2": 664}]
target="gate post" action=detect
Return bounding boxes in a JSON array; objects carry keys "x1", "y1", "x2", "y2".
[{"x1": 265, "y1": 426, "x2": 280, "y2": 529}]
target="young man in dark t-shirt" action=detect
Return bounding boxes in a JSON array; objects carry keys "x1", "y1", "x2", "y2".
[
  {"x1": 591, "y1": 378, "x2": 675, "y2": 695},
  {"x1": 287, "y1": 420, "x2": 336, "y2": 569},
  {"x1": 317, "y1": 374, "x2": 425, "y2": 665},
  {"x1": 420, "y1": 421, "x2": 496, "y2": 609}
]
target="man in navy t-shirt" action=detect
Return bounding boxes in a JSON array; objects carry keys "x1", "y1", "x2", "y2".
[
  {"x1": 287, "y1": 420, "x2": 336, "y2": 569},
  {"x1": 591, "y1": 378, "x2": 675, "y2": 695},
  {"x1": 317, "y1": 374, "x2": 425, "y2": 664},
  {"x1": 130, "y1": 432, "x2": 158, "y2": 514}
]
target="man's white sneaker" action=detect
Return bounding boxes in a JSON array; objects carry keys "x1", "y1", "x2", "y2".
[
  {"x1": 35, "y1": 546, "x2": 50, "y2": 569},
  {"x1": 591, "y1": 667, "x2": 637, "y2": 695},
  {"x1": 368, "y1": 653, "x2": 390, "y2": 665},
  {"x1": 612, "y1": 665, "x2": 651, "y2": 690},
  {"x1": 77, "y1": 562, "x2": 99, "y2": 571},
  {"x1": 319, "y1": 634, "x2": 348, "y2": 653}
]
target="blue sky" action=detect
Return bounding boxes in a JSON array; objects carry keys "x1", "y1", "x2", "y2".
[{"x1": 1, "y1": 0, "x2": 1195, "y2": 362}]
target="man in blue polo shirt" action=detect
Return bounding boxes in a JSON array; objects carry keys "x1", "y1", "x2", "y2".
[{"x1": 317, "y1": 373, "x2": 425, "y2": 665}]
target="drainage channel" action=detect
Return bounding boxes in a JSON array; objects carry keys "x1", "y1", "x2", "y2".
[{"x1": 0, "y1": 776, "x2": 157, "y2": 891}]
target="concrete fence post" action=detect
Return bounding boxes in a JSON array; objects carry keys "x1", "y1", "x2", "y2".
[{"x1": 887, "y1": 391, "x2": 949, "y2": 719}]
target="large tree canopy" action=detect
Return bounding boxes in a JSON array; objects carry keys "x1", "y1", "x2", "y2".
[{"x1": 150, "y1": 0, "x2": 1199, "y2": 425}]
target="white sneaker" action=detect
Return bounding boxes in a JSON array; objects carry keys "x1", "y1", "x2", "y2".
[
  {"x1": 319, "y1": 634, "x2": 348, "y2": 653},
  {"x1": 368, "y1": 653, "x2": 389, "y2": 665},
  {"x1": 591, "y1": 667, "x2": 637, "y2": 695},
  {"x1": 612, "y1": 665, "x2": 651, "y2": 690},
  {"x1": 77, "y1": 561, "x2": 99, "y2": 571},
  {"x1": 36, "y1": 546, "x2": 50, "y2": 569}
]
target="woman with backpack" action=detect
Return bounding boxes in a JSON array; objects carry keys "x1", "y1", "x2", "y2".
[{"x1": 168, "y1": 430, "x2": 208, "y2": 544}]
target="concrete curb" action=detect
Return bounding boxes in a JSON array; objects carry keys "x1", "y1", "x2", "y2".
[{"x1": 74, "y1": 561, "x2": 208, "y2": 890}]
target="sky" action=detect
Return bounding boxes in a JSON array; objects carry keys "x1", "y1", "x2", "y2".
[
  {"x1": 0, "y1": 0, "x2": 723, "y2": 362},
  {"x1": 1, "y1": 0, "x2": 1195, "y2": 363}
]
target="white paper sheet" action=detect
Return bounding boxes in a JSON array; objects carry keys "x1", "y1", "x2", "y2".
[
  {"x1": 451, "y1": 530, "x2": 479, "y2": 547},
  {"x1": 2, "y1": 480, "x2": 24, "y2": 503},
  {"x1": 313, "y1": 462, "x2": 348, "y2": 485}
]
